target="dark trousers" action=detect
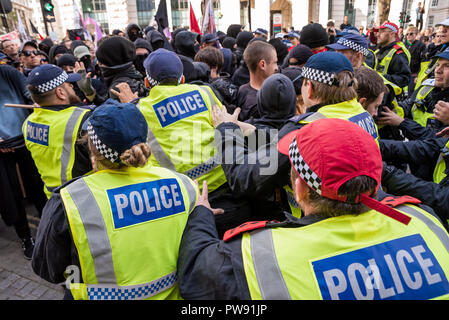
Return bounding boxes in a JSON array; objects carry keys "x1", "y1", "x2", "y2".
[
  {"x1": 0, "y1": 146, "x2": 47, "y2": 239},
  {"x1": 416, "y1": 19, "x2": 423, "y2": 32}
]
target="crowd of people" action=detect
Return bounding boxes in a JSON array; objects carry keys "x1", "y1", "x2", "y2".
[{"x1": 1, "y1": 14, "x2": 449, "y2": 300}]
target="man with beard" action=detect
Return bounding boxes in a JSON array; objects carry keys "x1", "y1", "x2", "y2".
[
  {"x1": 375, "y1": 22, "x2": 411, "y2": 89},
  {"x1": 22, "y1": 64, "x2": 93, "y2": 199},
  {"x1": 96, "y1": 36, "x2": 148, "y2": 101}
]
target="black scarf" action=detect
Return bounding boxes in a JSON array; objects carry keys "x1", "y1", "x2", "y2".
[{"x1": 100, "y1": 62, "x2": 142, "y2": 88}]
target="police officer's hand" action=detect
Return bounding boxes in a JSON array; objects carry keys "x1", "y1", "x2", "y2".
[
  {"x1": 110, "y1": 82, "x2": 138, "y2": 103},
  {"x1": 211, "y1": 105, "x2": 240, "y2": 128},
  {"x1": 194, "y1": 180, "x2": 224, "y2": 215},
  {"x1": 434, "y1": 101, "x2": 449, "y2": 125},
  {"x1": 377, "y1": 106, "x2": 404, "y2": 127}
]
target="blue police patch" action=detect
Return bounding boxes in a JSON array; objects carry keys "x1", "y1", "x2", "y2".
[
  {"x1": 348, "y1": 112, "x2": 378, "y2": 140},
  {"x1": 26, "y1": 121, "x2": 49, "y2": 146},
  {"x1": 107, "y1": 178, "x2": 186, "y2": 229},
  {"x1": 153, "y1": 90, "x2": 208, "y2": 127},
  {"x1": 312, "y1": 234, "x2": 449, "y2": 300}
]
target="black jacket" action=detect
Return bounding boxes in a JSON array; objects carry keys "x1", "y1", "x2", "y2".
[
  {"x1": 101, "y1": 62, "x2": 148, "y2": 100},
  {"x1": 405, "y1": 40, "x2": 427, "y2": 74},
  {"x1": 376, "y1": 41, "x2": 411, "y2": 88}
]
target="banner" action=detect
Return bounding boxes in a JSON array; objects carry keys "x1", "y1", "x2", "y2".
[
  {"x1": 201, "y1": 0, "x2": 216, "y2": 35},
  {"x1": 0, "y1": 31, "x2": 20, "y2": 48}
]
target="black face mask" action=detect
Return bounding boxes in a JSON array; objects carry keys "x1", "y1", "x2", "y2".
[{"x1": 134, "y1": 54, "x2": 149, "y2": 76}]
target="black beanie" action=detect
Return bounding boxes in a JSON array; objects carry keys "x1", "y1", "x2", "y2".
[
  {"x1": 134, "y1": 38, "x2": 152, "y2": 53},
  {"x1": 56, "y1": 54, "x2": 77, "y2": 68},
  {"x1": 300, "y1": 23, "x2": 329, "y2": 49},
  {"x1": 96, "y1": 36, "x2": 136, "y2": 67},
  {"x1": 236, "y1": 31, "x2": 254, "y2": 50}
]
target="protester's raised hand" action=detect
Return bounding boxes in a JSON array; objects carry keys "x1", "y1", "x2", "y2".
[
  {"x1": 211, "y1": 105, "x2": 240, "y2": 128},
  {"x1": 194, "y1": 179, "x2": 224, "y2": 215},
  {"x1": 110, "y1": 82, "x2": 138, "y2": 103}
]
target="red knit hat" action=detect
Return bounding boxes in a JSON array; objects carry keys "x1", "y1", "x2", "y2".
[{"x1": 278, "y1": 118, "x2": 411, "y2": 225}]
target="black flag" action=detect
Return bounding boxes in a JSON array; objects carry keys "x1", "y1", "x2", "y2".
[
  {"x1": 29, "y1": 19, "x2": 43, "y2": 40},
  {"x1": 154, "y1": 0, "x2": 173, "y2": 51}
]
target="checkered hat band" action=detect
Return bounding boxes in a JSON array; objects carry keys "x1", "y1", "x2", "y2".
[
  {"x1": 87, "y1": 122, "x2": 120, "y2": 163},
  {"x1": 337, "y1": 38, "x2": 370, "y2": 57},
  {"x1": 37, "y1": 71, "x2": 68, "y2": 93},
  {"x1": 147, "y1": 74, "x2": 160, "y2": 87},
  {"x1": 383, "y1": 24, "x2": 398, "y2": 33},
  {"x1": 301, "y1": 66, "x2": 337, "y2": 86},
  {"x1": 289, "y1": 137, "x2": 322, "y2": 195}
]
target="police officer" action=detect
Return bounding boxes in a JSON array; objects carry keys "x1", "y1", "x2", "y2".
[
  {"x1": 23, "y1": 64, "x2": 92, "y2": 199},
  {"x1": 32, "y1": 100, "x2": 199, "y2": 300},
  {"x1": 212, "y1": 52, "x2": 379, "y2": 218},
  {"x1": 415, "y1": 17, "x2": 449, "y2": 92},
  {"x1": 378, "y1": 47, "x2": 449, "y2": 141},
  {"x1": 375, "y1": 22, "x2": 411, "y2": 90},
  {"x1": 137, "y1": 48, "x2": 255, "y2": 237},
  {"x1": 178, "y1": 118, "x2": 449, "y2": 300}
]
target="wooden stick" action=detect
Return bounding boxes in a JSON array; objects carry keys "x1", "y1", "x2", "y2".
[{"x1": 5, "y1": 103, "x2": 39, "y2": 109}]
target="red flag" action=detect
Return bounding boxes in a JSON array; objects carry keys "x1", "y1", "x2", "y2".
[{"x1": 190, "y1": 2, "x2": 201, "y2": 34}]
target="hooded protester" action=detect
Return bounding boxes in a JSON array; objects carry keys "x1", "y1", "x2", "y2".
[
  {"x1": 175, "y1": 30, "x2": 198, "y2": 61},
  {"x1": 38, "y1": 37, "x2": 54, "y2": 55},
  {"x1": 126, "y1": 23, "x2": 143, "y2": 42},
  {"x1": 134, "y1": 38, "x2": 152, "y2": 77},
  {"x1": 227, "y1": 24, "x2": 243, "y2": 39},
  {"x1": 170, "y1": 27, "x2": 188, "y2": 52},
  {"x1": 96, "y1": 36, "x2": 148, "y2": 100},
  {"x1": 222, "y1": 36, "x2": 236, "y2": 52},
  {"x1": 300, "y1": 23, "x2": 330, "y2": 53},
  {"x1": 234, "y1": 31, "x2": 254, "y2": 66},
  {"x1": 48, "y1": 44, "x2": 70, "y2": 65},
  {"x1": 251, "y1": 73, "x2": 297, "y2": 132},
  {"x1": 269, "y1": 38, "x2": 289, "y2": 67},
  {"x1": 145, "y1": 29, "x2": 165, "y2": 51}
]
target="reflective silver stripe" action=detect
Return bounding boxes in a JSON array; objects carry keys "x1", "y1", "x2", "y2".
[
  {"x1": 60, "y1": 108, "x2": 86, "y2": 184},
  {"x1": 66, "y1": 178, "x2": 116, "y2": 283},
  {"x1": 398, "y1": 205, "x2": 449, "y2": 252},
  {"x1": 86, "y1": 271, "x2": 177, "y2": 300},
  {"x1": 302, "y1": 112, "x2": 327, "y2": 123},
  {"x1": 285, "y1": 188, "x2": 300, "y2": 209},
  {"x1": 172, "y1": 172, "x2": 197, "y2": 213},
  {"x1": 251, "y1": 229, "x2": 292, "y2": 300},
  {"x1": 198, "y1": 85, "x2": 216, "y2": 106},
  {"x1": 183, "y1": 154, "x2": 220, "y2": 180},
  {"x1": 146, "y1": 126, "x2": 176, "y2": 171}
]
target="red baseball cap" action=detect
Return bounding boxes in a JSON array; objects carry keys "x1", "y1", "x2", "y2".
[
  {"x1": 379, "y1": 22, "x2": 399, "y2": 33},
  {"x1": 278, "y1": 118, "x2": 411, "y2": 224}
]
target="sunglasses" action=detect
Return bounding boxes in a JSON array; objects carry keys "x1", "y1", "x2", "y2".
[
  {"x1": 22, "y1": 50, "x2": 39, "y2": 57},
  {"x1": 40, "y1": 58, "x2": 48, "y2": 63},
  {"x1": 406, "y1": 33, "x2": 416, "y2": 36}
]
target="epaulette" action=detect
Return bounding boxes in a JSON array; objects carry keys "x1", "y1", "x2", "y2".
[
  {"x1": 223, "y1": 221, "x2": 270, "y2": 242},
  {"x1": 381, "y1": 195, "x2": 421, "y2": 208},
  {"x1": 395, "y1": 49, "x2": 404, "y2": 55}
]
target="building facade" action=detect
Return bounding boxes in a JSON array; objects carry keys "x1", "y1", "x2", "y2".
[{"x1": 19, "y1": 0, "x2": 449, "y2": 41}]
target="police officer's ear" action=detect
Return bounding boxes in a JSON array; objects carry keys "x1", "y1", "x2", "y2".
[
  {"x1": 303, "y1": 79, "x2": 315, "y2": 100},
  {"x1": 55, "y1": 85, "x2": 68, "y2": 102},
  {"x1": 358, "y1": 97, "x2": 367, "y2": 108}
]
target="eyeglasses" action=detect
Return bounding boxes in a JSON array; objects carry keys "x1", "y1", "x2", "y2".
[
  {"x1": 22, "y1": 50, "x2": 39, "y2": 57},
  {"x1": 406, "y1": 33, "x2": 416, "y2": 36}
]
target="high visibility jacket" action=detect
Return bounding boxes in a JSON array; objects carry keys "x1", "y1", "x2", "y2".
[
  {"x1": 138, "y1": 84, "x2": 227, "y2": 192},
  {"x1": 411, "y1": 84, "x2": 436, "y2": 127},
  {"x1": 241, "y1": 204, "x2": 449, "y2": 300},
  {"x1": 433, "y1": 139, "x2": 449, "y2": 185},
  {"x1": 60, "y1": 165, "x2": 198, "y2": 300},
  {"x1": 284, "y1": 99, "x2": 379, "y2": 217},
  {"x1": 376, "y1": 43, "x2": 411, "y2": 93},
  {"x1": 22, "y1": 106, "x2": 89, "y2": 198}
]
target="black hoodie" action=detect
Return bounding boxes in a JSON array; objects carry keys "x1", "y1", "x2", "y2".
[
  {"x1": 175, "y1": 31, "x2": 198, "y2": 60},
  {"x1": 252, "y1": 73, "x2": 297, "y2": 131},
  {"x1": 126, "y1": 23, "x2": 143, "y2": 42}
]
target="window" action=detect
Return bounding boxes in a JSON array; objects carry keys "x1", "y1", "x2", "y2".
[
  {"x1": 430, "y1": 0, "x2": 439, "y2": 8},
  {"x1": 367, "y1": 0, "x2": 377, "y2": 28},
  {"x1": 344, "y1": 0, "x2": 355, "y2": 26},
  {"x1": 82, "y1": 0, "x2": 109, "y2": 34},
  {"x1": 137, "y1": 0, "x2": 156, "y2": 28},
  {"x1": 171, "y1": 0, "x2": 189, "y2": 29},
  {"x1": 240, "y1": 0, "x2": 249, "y2": 28},
  {"x1": 428, "y1": 15, "x2": 434, "y2": 27}
]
